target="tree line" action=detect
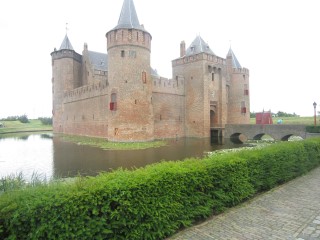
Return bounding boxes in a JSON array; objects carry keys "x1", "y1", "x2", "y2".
[
  {"x1": 0, "y1": 115, "x2": 52, "y2": 125},
  {"x1": 250, "y1": 111, "x2": 299, "y2": 118}
]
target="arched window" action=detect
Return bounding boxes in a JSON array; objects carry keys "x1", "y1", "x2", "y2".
[{"x1": 110, "y1": 93, "x2": 117, "y2": 111}]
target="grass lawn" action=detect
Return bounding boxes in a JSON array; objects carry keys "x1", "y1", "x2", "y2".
[
  {"x1": 250, "y1": 116, "x2": 315, "y2": 125},
  {"x1": 61, "y1": 135, "x2": 167, "y2": 150},
  {"x1": 0, "y1": 120, "x2": 52, "y2": 134}
]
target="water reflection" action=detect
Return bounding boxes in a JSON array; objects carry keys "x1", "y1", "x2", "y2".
[
  {"x1": 0, "y1": 134, "x2": 53, "y2": 181},
  {"x1": 0, "y1": 133, "x2": 243, "y2": 180}
]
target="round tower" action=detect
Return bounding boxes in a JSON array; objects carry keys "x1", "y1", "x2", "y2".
[
  {"x1": 226, "y1": 47, "x2": 250, "y2": 124},
  {"x1": 105, "y1": 0, "x2": 154, "y2": 142},
  {"x1": 51, "y1": 35, "x2": 82, "y2": 133}
]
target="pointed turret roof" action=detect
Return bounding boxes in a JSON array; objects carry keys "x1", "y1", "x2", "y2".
[
  {"x1": 185, "y1": 35, "x2": 215, "y2": 56},
  {"x1": 227, "y1": 47, "x2": 242, "y2": 69},
  {"x1": 59, "y1": 34, "x2": 74, "y2": 50},
  {"x1": 113, "y1": 0, "x2": 144, "y2": 31}
]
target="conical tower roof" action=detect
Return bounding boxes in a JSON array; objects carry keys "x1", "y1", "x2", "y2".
[
  {"x1": 113, "y1": 0, "x2": 144, "y2": 31},
  {"x1": 59, "y1": 34, "x2": 74, "y2": 50},
  {"x1": 227, "y1": 47, "x2": 242, "y2": 69},
  {"x1": 185, "y1": 35, "x2": 215, "y2": 56}
]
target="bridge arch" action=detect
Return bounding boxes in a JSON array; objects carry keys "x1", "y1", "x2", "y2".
[
  {"x1": 230, "y1": 133, "x2": 248, "y2": 143},
  {"x1": 253, "y1": 133, "x2": 275, "y2": 141},
  {"x1": 225, "y1": 124, "x2": 308, "y2": 142}
]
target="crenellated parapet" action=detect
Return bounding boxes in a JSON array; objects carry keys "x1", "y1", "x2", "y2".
[
  {"x1": 64, "y1": 82, "x2": 108, "y2": 103},
  {"x1": 152, "y1": 76, "x2": 185, "y2": 95},
  {"x1": 106, "y1": 28, "x2": 151, "y2": 51},
  {"x1": 172, "y1": 53, "x2": 226, "y2": 67},
  {"x1": 51, "y1": 49, "x2": 82, "y2": 63},
  {"x1": 232, "y1": 67, "x2": 249, "y2": 75}
]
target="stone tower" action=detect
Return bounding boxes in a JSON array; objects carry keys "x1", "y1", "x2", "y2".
[
  {"x1": 226, "y1": 47, "x2": 250, "y2": 124},
  {"x1": 51, "y1": 35, "x2": 82, "y2": 133},
  {"x1": 172, "y1": 36, "x2": 228, "y2": 137},
  {"x1": 105, "y1": 0, "x2": 154, "y2": 142}
]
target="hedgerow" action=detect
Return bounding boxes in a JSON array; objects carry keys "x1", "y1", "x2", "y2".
[{"x1": 1, "y1": 138, "x2": 320, "y2": 239}]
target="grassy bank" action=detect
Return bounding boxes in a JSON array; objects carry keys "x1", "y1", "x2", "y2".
[
  {"x1": 61, "y1": 135, "x2": 167, "y2": 150},
  {"x1": 0, "y1": 120, "x2": 52, "y2": 134},
  {"x1": 1, "y1": 138, "x2": 320, "y2": 239},
  {"x1": 250, "y1": 116, "x2": 315, "y2": 125}
]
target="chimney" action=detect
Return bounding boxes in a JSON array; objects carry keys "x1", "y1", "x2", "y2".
[{"x1": 180, "y1": 41, "x2": 186, "y2": 57}]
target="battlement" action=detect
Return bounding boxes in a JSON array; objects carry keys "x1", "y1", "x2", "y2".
[
  {"x1": 94, "y1": 70, "x2": 108, "y2": 76},
  {"x1": 106, "y1": 28, "x2": 151, "y2": 51},
  {"x1": 64, "y1": 82, "x2": 108, "y2": 104},
  {"x1": 172, "y1": 53, "x2": 226, "y2": 67},
  {"x1": 232, "y1": 68, "x2": 249, "y2": 74},
  {"x1": 152, "y1": 75, "x2": 185, "y2": 95},
  {"x1": 51, "y1": 49, "x2": 82, "y2": 63}
]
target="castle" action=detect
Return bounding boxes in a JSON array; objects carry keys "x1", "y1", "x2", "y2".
[{"x1": 51, "y1": 0, "x2": 250, "y2": 142}]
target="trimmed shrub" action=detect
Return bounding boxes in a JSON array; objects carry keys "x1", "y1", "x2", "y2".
[
  {"x1": 306, "y1": 125, "x2": 320, "y2": 133},
  {"x1": 1, "y1": 138, "x2": 320, "y2": 239}
]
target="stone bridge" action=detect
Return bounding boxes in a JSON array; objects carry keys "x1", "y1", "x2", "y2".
[{"x1": 224, "y1": 124, "x2": 308, "y2": 142}]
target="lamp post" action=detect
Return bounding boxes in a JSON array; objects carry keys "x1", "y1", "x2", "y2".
[{"x1": 313, "y1": 102, "x2": 317, "y2": 127}]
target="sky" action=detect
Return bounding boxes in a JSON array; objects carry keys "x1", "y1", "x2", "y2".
[{"x1": 0, "y1": 0, "x2": 319, "y2": 118}]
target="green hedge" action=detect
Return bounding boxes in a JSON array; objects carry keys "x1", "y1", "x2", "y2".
[
  {"x1": 306, "y1": 125, "x2": 320, "y2": 133},
  {"x1": 1, "y1": 138, "x2": 320, "y2": 239}
]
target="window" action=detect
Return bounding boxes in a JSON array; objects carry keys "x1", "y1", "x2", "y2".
[
  {"x1": 241, "y1": 101, "x2": 246, "y2": 114},
  {"x1": 212, "y1": 73, "x2": 215, "y2": 81},
  {"x1": 128, "y1": 29, "x2": 132, "y2": 40},
  {"x1": 121, "y1": 50, "x2": 125, "y2": 57},
  {"x1": 142, "y1": 71, "x2": 147, "y2": 84},
  {"x1": 129, "y1": 50, "x2": 136, "y2": 58},
  {"x1": 142, "y1": 33, "x2": 145, "y2": 42},
  {"x1": 110, "y1": 93, "x2": 117, "y2": 111},
  {"x1": 244, "y1": 84, "x2": 249, "y2": 95}
]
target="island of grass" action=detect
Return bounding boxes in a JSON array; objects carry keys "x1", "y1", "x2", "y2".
[{"x1": 61, "y1": 135, "x2": 167, "y2": 150}]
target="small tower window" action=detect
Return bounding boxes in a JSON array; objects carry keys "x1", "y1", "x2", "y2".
[
  {"x1": 244, "y1": 84, "x2": 249, "y2": 95},
  {"x1": 110, "y1": 93, "x2": 117, "y2": 111},
  {"x1": 142, "y1": 71, "x2": 147, "y2": 84},
  {"x1": 241, "y1": 101, "x2": 246, "y2": 114},
  {"x1": 121, "y1": 50, "x2": 125, "y2": 58},
  {"x1": 128, "y1": 29, "x2": 132, "y2": 40},
  {"x1": 212, "y1": 73, "x2": 215, "y2": 81},
  {"x1": 142, "y1": 33, "x2": 145, "y2": 42}
]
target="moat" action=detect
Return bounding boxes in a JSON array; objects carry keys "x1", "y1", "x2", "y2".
[{"x1": 0, "y1": 133, "x2": 243, "y2": 180}]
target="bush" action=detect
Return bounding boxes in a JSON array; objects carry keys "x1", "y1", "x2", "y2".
[
  {"x1": 1, "y1": 138, "x2": 320, "y2": 239},
  {"x1": 0, "y1": 116, "x2": 18, "y2": 121},
  {"x1": 306, "y1": 125, "x2": 320, "y2": 133},
  {"x1": 38, "y1": 117, "x2": 52, "y2": 125},
  {"x1": 18, "y1": 115, "x2": 29, "y2": 123}
]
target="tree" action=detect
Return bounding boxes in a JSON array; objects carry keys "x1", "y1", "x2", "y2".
[{"x1": 18, "y1": 114, "x2": 29, "y2": 123}]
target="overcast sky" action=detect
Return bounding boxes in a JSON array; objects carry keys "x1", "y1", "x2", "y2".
[{"x1": 0, "y1": 0, "x2": 319, "y2": 118}]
